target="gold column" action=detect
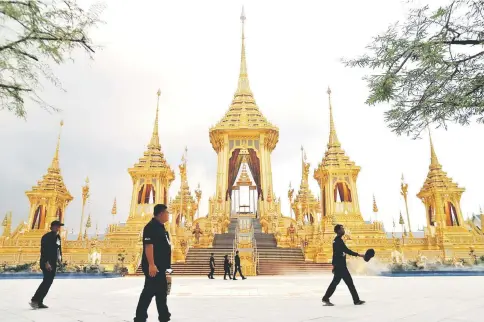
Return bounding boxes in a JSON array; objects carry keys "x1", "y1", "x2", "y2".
[
  {"x1": 78, "y1": 177, "x2": 90, "y2": 240},
  {"x1": 401, "y1": 174, "x2": 413, "y2": 237}
]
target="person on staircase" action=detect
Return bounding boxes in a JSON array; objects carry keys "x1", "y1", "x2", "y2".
[
  {"x1": 208, "y1": 253, "x2": 215, "y2": 279},
  {"x1": 223, "y1": 254, "x2": 232, "y2": 280},
  {"x1": 233, "y1": 250, "x2": 246, "y2": 280},
  {"x1": 322, "y1": 224, "x2": 365, "y2": 306}
]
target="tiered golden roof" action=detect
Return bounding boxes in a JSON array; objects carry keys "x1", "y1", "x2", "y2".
[
  {"x1": 417, "y1": 132, "x2": 465, "y2": 196},
  {"x1": 317, "y1": 88, "x2": 359, "y2": 170},
  {"x1": 129, "y1": 90, "x2": 175, "y2": 180},
  {"x1": 209, "y1": 7, "x2": 278, "y2": 151},
  {"x1": 26, "y1": 121, "x2": 73, "y2": 200}
]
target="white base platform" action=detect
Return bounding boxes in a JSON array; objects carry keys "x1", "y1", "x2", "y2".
[{"x1": 1, "y1": 274, "x2": 483, "y2": 321}]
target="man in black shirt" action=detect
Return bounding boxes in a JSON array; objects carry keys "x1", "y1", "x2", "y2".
[
  {"x1": 322, "y1": 224, "x2": 365, "y2": 306},
  {"x1": 233, "y1": 250, "x2": 246, "y2": 280},
  {"x1": 134, "y1": 204, "x2": 172, "y2": 322},
  {"x1": 223, "y1": 254, "x2": 232, "y2": 280},
  {"x1": 208, "y1": 253, "x2": 215, "y2": 279},
  {"x1": 30, "y1": 220, "x2": 63, "y2": 309}
]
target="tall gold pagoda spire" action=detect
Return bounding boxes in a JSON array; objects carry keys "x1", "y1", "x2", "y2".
[
  {"x1": 31, "y1": 121, "x2": 71, "y2": 194},
  {"x1": 209, "y1": 6, "x2": 277, "y2": 134},
  {"x1": 131, "y1": 90, "x2": 173, "y2": 171},
  {"x1": 50, "y1": 120, "x2": 63, "y2": 170},
  {"x1": 327, "y1": 87, "x2": 341, "y2": 149},
  {"x1": 236, "y1": 6, "x2": 251, "y2": 95},
  {"x1": 147, "y1": 89, "x2": 162, "y2": 151},
  {"x1": 428, "y1": 130, "x2": 441, "y2": 169},
  {"x1": 317, "y1": 87, "x2": 356, "y2": 168}
]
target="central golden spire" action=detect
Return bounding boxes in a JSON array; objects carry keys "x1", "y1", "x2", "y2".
[
  {"x1": 327, "y1": 87, "x2": 341, "y2": 149},
  {"x1": 236, "y1": 6, "x2": 251, "y2": 95},
  {"x1": 209, "y1": 6, "x2": 278, "y2": 136},
  {"x1": 50, "y1": 121, "x2": 64, "y2": 170},
  {"x1": 428, "y1": 129, "x2": 441, "y2": 169},
  {"x1": 148, "y1": 89, "x2": 162, "y2": 151}
]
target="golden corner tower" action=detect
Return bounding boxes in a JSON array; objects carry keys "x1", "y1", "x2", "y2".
[{"x1": 0, "y1": 121, "x2": 73, "y2": 264}]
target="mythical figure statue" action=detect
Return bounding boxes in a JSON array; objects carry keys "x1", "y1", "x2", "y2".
[
  {"x1": 192, "y1": 222, "x2": 203, "y2": 245},
  {"x1": 287, "y1": 222, "x2": 296, "y2": 243}
]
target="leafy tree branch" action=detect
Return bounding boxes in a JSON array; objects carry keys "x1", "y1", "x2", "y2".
[
  {"x1": 343, "y1": 0, "x2": 484, "y2": 137},
  {"x1": 0, "y1": 0, "x2": 103, "y2": 117}
]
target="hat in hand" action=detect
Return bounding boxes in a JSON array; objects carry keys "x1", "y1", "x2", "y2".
[{"x1": 364, "y1": 249, "x2": 375, "y2": 262}]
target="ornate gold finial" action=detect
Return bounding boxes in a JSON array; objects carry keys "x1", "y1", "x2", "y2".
[
  {"x1": 148, "y1": 90, "x2": 162, "y2": 150},
  {"x1": 399, "y1": 212, "x2": 405, "y2": 225},
  {"x1": 111, "y1": 198, "x2": 117, "y2": 215},
  {"x1": 327, "y1": 86, "x2": 341, "y2": 148},
  {"x1": 86, "y1": 213, "x2": 92, "y2": 228},
  {"x1": 428, "y1": 128, "x2": 440, "y2": 168},
  {"x1": 236, "y1": 5, "x2": 251, "y2": 95},
  {"x1": 50, "y1": 120, "x2": 64, "y2": 169},
  {"x1": 372, "y1": 194, "x2": 378, "y2": 213}
]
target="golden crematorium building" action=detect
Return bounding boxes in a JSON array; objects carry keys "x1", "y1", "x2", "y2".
[{"x1": 1, "y1": 10, "x2": 483, "y2": 275}]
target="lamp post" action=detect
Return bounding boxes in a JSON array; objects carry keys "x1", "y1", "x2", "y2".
[
  {"x1": 288, "y1": 182, "x2": 294, "y2": 219},
  {"x1": 400, "y1": 174, "x2": 413, "y2": 237},
  {"x1": 78, "y1": 177, "x2": 89, "y2": 240},
  {"x1": 195, "y1": 183, "x2": 202, "y2": 219}
]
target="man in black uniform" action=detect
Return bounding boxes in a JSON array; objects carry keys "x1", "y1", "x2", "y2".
[
  {"x1": 134, "y1": 204, "x2": 172, "y2": 322},
  {"x1": 30, "y1": 220, "x2": 63, "y2": 309},
  {"x1": 233, "y1": 250, "x2": 246, "y2": 280},
  {"x1": 322, "y1": 224, "x2": 365, "y2": 306},
  {"x1": 208, "y1": 253, "x2": 215, "y2": 279},
  {"x1": 223, "y1": 254, "x2": 232, "y2": 280}
]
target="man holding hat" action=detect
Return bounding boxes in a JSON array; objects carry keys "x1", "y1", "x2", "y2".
[
  {"x1": 30, "y1": 220, "x2": 64, "y2": 309},
  {"x1": 322, "y1": 224, "x2": 365, "y2": 306}
]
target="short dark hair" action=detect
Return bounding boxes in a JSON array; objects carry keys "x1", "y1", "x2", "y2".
[
  {"x1": 236, "y1": 250, "x2": 239, "y2": 254},
  {"x1": 334, "y1": 224, "x2": 343, "y2": 234},
  {"x1": 153, "y1": 204, "x2": 168, "y2": 217}
]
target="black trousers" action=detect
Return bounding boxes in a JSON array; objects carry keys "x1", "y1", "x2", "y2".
[
  {"x1": 323, "y1": 267, "x2": 360, "y2": 303},
  {"x1": 208, "y1": 266, "x2": 214, "y2": 278},
  {"x1": 32, "y1": 265, "x2": 56, "y2": 304},
  {"x1": 233, "y1": 265, "x2": 244, "y2": 279},
  {"x1": 224, "y1": 267, "x2": 232, "y2": 279},
  {"x1": 134, "y1": 272, "x2": 170, "y2": 322}
]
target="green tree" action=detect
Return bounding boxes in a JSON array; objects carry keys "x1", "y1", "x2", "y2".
[
  {"x1": 344, "y1": 0, "x2": 484, "y2": 137},
  {"x1": 0, "y1": 0, "x2": 103, "y2": 118}
]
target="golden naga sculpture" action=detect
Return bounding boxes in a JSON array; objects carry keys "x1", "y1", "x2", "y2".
[{"x1": 1, "y1": 9, "x2": 483, "y2": 274}]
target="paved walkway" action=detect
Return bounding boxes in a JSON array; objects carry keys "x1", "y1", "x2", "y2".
[{"x1": 0, "y1": 275, "x2": 483, "y2": 321}]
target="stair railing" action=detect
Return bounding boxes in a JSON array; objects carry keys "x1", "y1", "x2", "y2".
[{"x1": 253, "y1": 238, "x2": 259, "y2": 275}]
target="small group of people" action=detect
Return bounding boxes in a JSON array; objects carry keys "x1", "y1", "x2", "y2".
[
  {"x1": 208, "y1": 251, "x2": 246, "y2": 280},
  {"x1": 30, "y1": 203, "x2": 372, "y2": 322}
]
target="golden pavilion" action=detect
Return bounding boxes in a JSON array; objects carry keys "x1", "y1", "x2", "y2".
[{"x1": 1, "y1": 9, "x2": 483, "y2": 275}]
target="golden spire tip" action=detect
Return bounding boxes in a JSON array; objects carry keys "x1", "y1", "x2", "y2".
[{"x1": 327, "y1": 86, "x2": 331, "y2": 96}]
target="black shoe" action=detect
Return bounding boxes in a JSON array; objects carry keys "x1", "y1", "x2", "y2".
[
  {"x1": 233, "y1": 278, "x2": 237, "y2": 280},
  {"x1": 38, "y1": 303, "x2": 49, "y2": 309},
  {"x1": 29, "y1": 301, "x2": 39, "y2": 309},
  {"x1": 207, "y1": 274, "x2": 210, "y2": 279},
  {"x1": 354, "y1": 300, "x2": 365, "y2": 305},
  {"x1": 322, "y1": 299, "x2": 334, "y2": 306},
  {"x1": 242, "y1": 277, "x2": 246, "y2": 280}
]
